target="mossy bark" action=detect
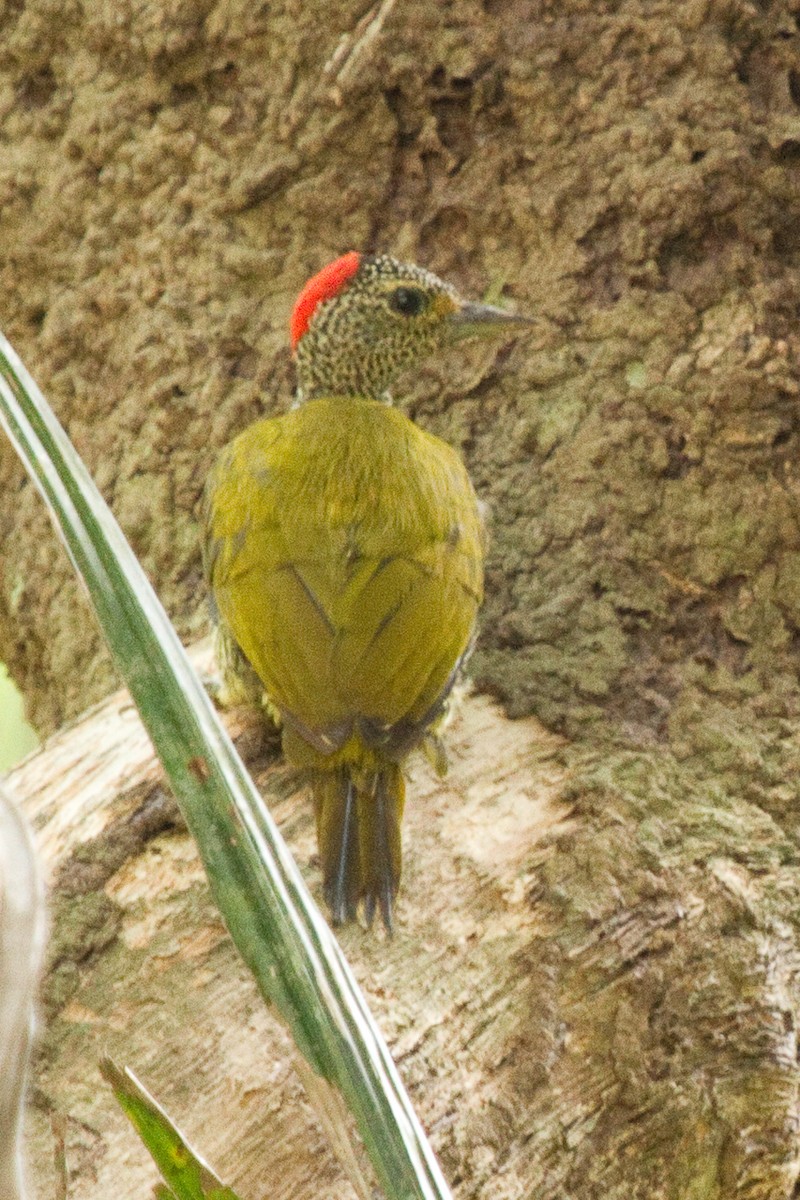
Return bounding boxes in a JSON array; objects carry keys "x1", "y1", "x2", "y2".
[{"x1": 3, "y1": 0, "x2": 800, "y2": 1195}]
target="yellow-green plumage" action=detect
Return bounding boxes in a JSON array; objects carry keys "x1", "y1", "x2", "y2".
[
  {"x1": 205, "y1": 398, "x2": 482, "y2": 742},
  {"x1": 202, "y1": 252, "x2": 529, "y2": 928},
  {"x1": 204, "y1": 397, "x2": 483, "y2": 924}
]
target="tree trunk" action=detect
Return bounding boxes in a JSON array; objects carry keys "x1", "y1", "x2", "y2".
[
  {"x1": 3, "y1": 0, "x2": 800, "y2": 1195},
  {"x1": 4, "y1": 640, "x2": 800, "y2": 1198}
]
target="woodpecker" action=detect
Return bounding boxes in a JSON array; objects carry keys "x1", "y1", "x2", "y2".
[{"x1": 203, "y1": 252, "x2": 529, "y2": 930}]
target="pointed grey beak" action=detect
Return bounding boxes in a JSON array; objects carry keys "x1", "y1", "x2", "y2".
[{"x1": 449, "y1": 300, "x2": 537, "y2": 338}]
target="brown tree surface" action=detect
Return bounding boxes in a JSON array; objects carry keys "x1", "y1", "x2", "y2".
[{"x1": 3, "y1": 0, "x2": 800, "y2": 1195}]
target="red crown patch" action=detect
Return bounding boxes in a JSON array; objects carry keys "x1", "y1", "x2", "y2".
[{"x1": 290, "y1": 252, "x2": 362, "y2": 349}]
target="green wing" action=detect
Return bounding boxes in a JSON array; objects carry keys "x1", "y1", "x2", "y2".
[{"x1": 203, "y1": 399, "x2": 484, "y2": 759}]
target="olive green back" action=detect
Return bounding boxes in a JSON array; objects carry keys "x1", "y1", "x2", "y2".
[{"x1": 203, "y1": 398, "x2": 484, "y2": 763}]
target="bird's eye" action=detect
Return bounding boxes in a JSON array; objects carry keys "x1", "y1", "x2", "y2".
[{"x1": 388, "y1": 287, "x2": 427, "y2": 317}]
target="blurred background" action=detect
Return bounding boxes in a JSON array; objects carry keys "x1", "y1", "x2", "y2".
[{"x1": 0, "y1": 664, "x2": 37, "y2": 770}]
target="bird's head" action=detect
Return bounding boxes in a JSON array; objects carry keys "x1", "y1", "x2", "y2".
[{"x1": 291, "y1": 252, "x2": 532, "y2": 402}]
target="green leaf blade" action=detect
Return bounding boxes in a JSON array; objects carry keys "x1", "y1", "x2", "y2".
[{"x1": 0, "y1": 334, "x2": 451, "y2": 1200}]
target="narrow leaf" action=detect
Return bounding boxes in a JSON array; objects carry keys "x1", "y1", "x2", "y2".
[
  {"x1": 0, "y1": 335, "x2": 451, "y2": 1200},
  {"x1": 101, "y1": 1059, "x2": 241, "y2": 1200}
]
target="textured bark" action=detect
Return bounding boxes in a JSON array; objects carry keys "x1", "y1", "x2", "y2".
[
  {"x1": 9, "y1": 662, "x2": 572, "y2": 1199},
  {"x1": 3, "y1": 0, "x2": 800, "y2": 758},
  {"x1": 4, "y1": 0, "x2": 800, "y2": 1196},
  {"x1": 6, "y1": 649, "x2": 800, "y2": 1198}
]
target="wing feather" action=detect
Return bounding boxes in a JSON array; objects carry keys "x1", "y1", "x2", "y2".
[{"x1": 203, "y1": 399, "x2": 484, "y2": 756}]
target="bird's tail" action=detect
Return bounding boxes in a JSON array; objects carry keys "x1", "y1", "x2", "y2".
[{"x1": 312, "y1": 763, "x2": 406, "y2": 931}]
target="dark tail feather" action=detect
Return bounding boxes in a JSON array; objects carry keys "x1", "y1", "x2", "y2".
[
  {"x1": 312, "y1": 765, "x2": 406, "y2": 931},
  {"x1": 359, "y1": 767, "x2": 404, "y2": 932},
  {"x1": 315, "y1": 770, "x2": 360, "y2": 925}
]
